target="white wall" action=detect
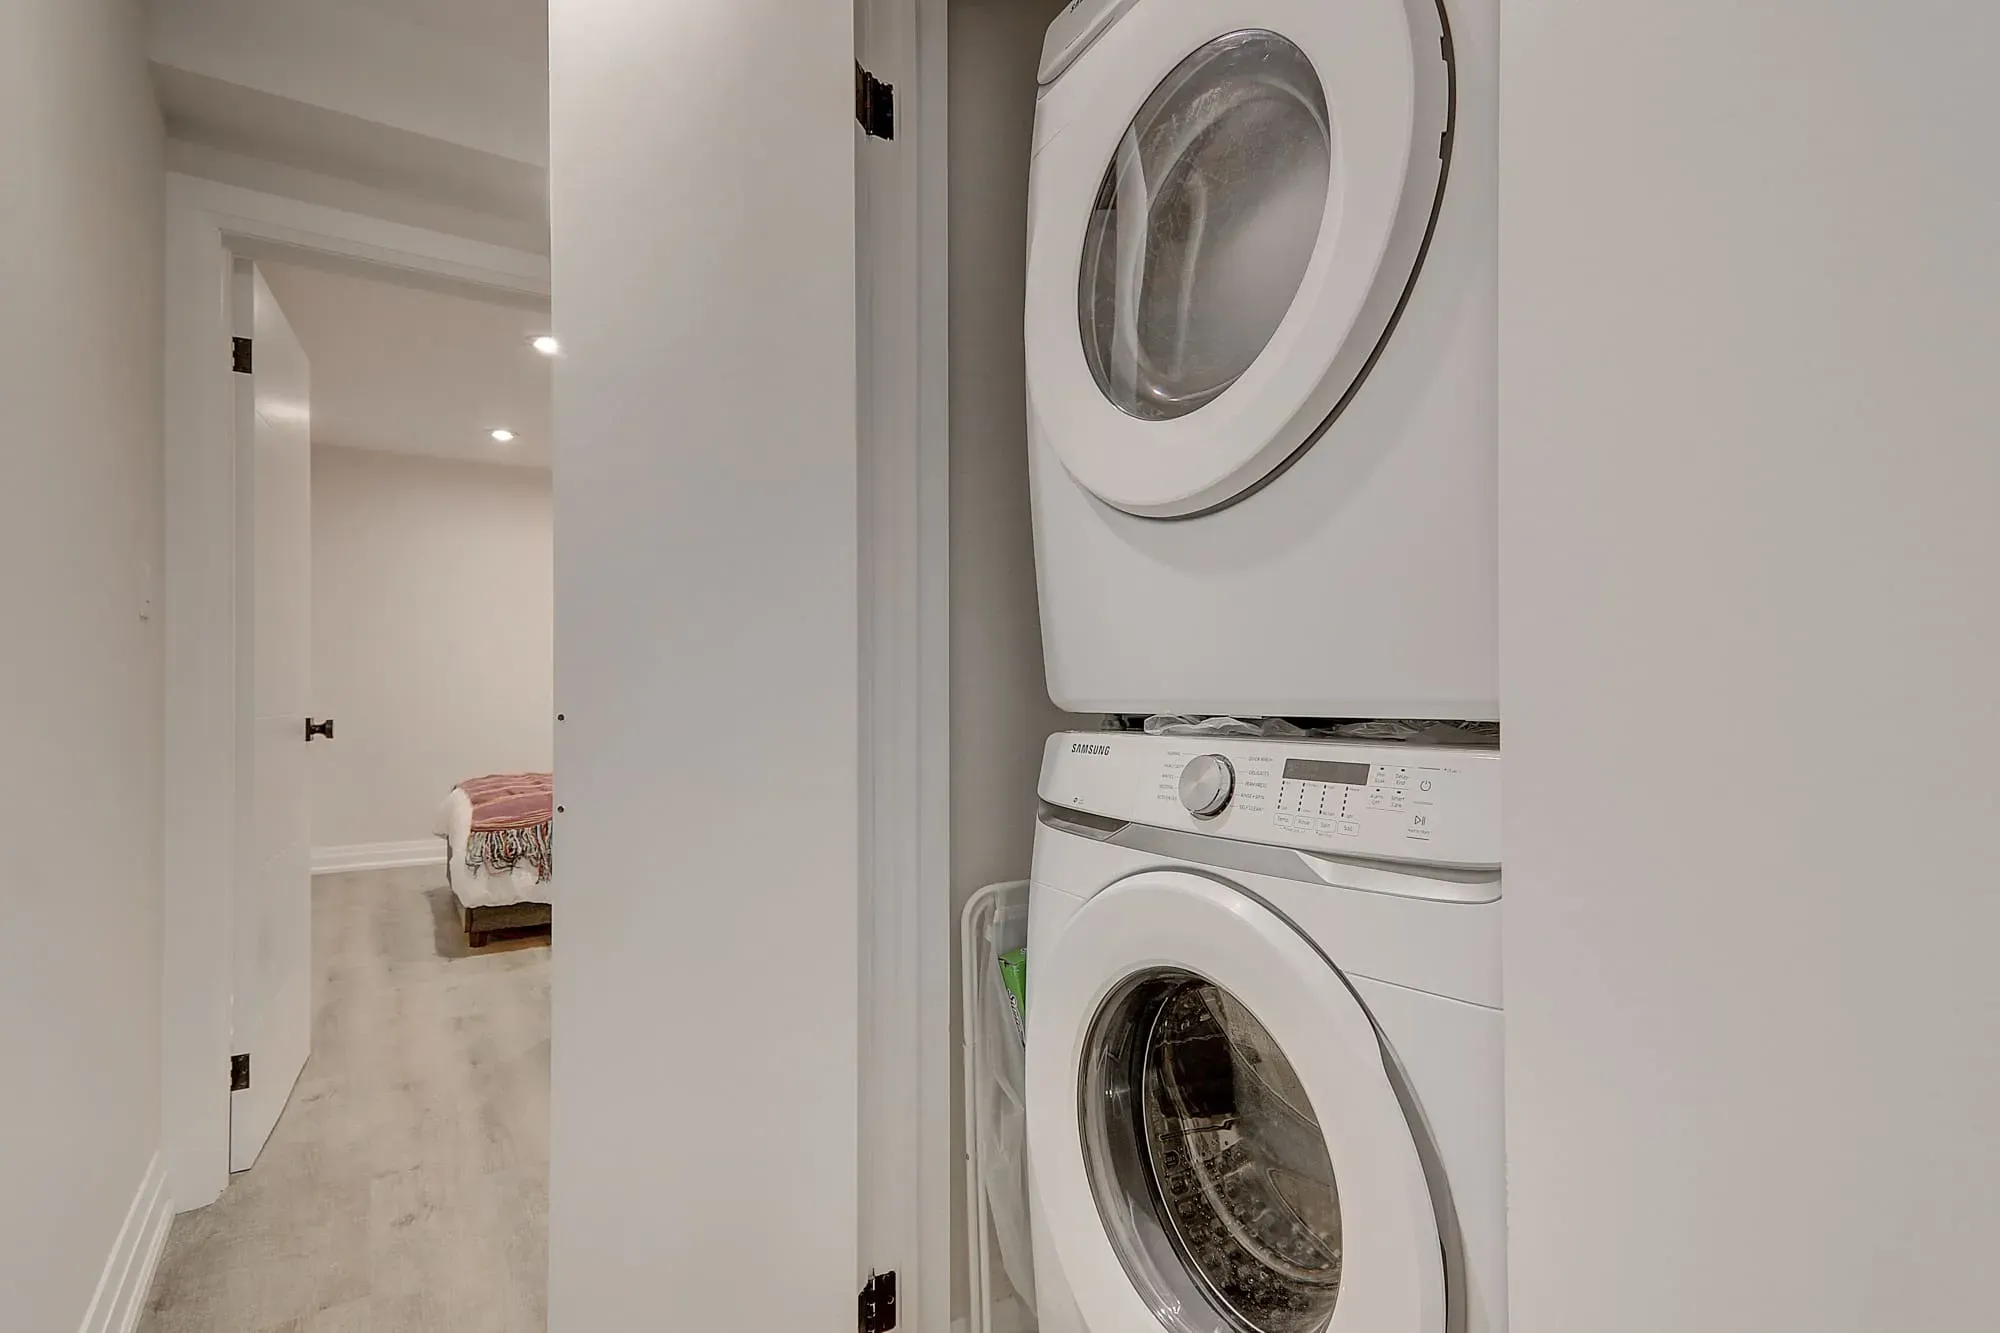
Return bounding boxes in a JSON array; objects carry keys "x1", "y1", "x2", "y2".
[
  {"x1": 946, "y1": 0, "x2": 1078, "y2": 1320},
  {"x1": 0, "y1": 0, "x2": 166, "y2": 1326},
  {"x1": 547, "y1": 2, "x2": 858, "y2": 1329},
  {"x1": 310, "y1": 446, "x2": 553, "y2": 851},
  {"x1": 165, "y1": 139, "x2": 549, "y2": 255},
  {"x1": 149, "y1": 0, "x2": 548, "y2": 168},
  {"x1": 1500, "y1": 4, "x2": 2000, "y2": 1329}
]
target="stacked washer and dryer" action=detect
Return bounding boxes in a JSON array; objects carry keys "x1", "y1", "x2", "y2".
[{"x1": 1013, "y1": 1, "x2": 1502, "y2": 1332}]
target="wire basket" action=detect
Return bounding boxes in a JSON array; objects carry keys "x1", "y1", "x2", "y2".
[{"x1": 961, "y1": 880, "x2": 1036, "y2": 1333}]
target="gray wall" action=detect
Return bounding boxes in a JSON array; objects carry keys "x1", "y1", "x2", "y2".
[
  {"x1": 948, "y1": 0, "x2": 1078, "y2": 1319},
  {"x1": 1500, "y1": 3, "x2": 2000, "y2": 1328},
  {"x1": 0, "y1": 0, "x2": 166, "y2": 1326}
]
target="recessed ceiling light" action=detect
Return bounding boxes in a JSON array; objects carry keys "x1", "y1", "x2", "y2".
[
  {"x1": 530, "y1": 335, "x2": 560, "y2": 356},
  {"x1": 489, "y1": 428, "x2": 516, "y2": 443}
]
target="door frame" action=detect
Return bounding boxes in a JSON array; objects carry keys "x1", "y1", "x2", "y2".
[
  {"x1": 161, "y1": 174, "x2": 556, "y2": 1210},
  {"x1": 856, "y1": 0, "x2": 955, "y2": 1328}
]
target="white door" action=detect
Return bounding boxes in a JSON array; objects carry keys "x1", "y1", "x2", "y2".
[
  {"x1": 1026, "y1": 871, "x2": 1445, "y2": 1333},
  {"x1": 1025, "y1": 0, "x2": 1453, "y2": 516},
  {"x1": 229, "y1": 260, "x2": 314, "y2": 1172}
]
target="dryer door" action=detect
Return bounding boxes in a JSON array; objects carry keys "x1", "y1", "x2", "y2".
[
  {"x1": 1026, "y1": 871, "x2": 1445, "y2": 1333},
  {"x1": 1026, "y1": 0, "x2": 1452, "y2": 517}
]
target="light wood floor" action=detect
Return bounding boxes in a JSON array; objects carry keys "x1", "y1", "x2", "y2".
[{"x1": 141, "y1": 868, "x2": 550, "y2": 1332}]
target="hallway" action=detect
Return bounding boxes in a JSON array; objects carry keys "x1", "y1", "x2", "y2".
[{"x1": 141, "y1": 870, "x2": 550, "y2": 1332}]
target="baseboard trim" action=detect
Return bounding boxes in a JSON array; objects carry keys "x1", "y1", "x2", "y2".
[
  {"x1": 77, "y1": 1152, "x2": 171, "y2": 1333},
  {"x1": 311, "y1": 838, "x2": 448, "y2": 875}
]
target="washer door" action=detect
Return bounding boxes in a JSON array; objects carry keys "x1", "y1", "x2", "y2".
[
  {"x1": 1027, "y1": 873, "x2": 1445, "y2": 1333},
  {"x1": 1026, "y1": 0, "x2": 1451, "y2": 517}
]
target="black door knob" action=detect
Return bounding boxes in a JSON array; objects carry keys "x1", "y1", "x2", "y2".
[{"x1": 305, "y1": 717, "x2": 335, "y2": 742}]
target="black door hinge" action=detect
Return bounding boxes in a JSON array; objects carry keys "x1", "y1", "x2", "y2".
[
  {"x1": 232, "y1": 337, "x2": 253, "y2": 374},
  {"x1": 230, "y1": 1053, "x2": 251, "y2": 1091},
  {"x1": 858, "y1": 1269, "x2": 897, "y2": 1333},
  {"x1": 855, "y1": 63, "x2": 895, "y2": 140}
]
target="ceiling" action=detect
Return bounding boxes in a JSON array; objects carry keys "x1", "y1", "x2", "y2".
[
  {"x1": 155, "y1": 67, "x2": 547, "y2": 226},
  {"x1": 150, "y1": 0, "x2": 550, "y2": 248},
  {"x1": 338, "y1": 0, "x2": 547, "y2": 67},
  {"x1": 261, "y1": 261, "x2": 553, "y2": 468}
]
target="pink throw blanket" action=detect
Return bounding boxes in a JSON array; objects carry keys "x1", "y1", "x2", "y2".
[
  {"x1": 458, "y1": 772, "x2": 554, "y2": 883},
  {"x1": 460, "y1": 772, "x2": 553, "y2": 831}
]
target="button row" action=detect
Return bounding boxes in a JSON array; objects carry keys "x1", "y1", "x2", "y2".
[{"x1": 1276, "y1": 812, "x2": 1361, "y2": 839}]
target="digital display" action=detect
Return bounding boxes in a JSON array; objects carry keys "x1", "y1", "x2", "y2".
[{"x1": 1283, "y1": 758, "x2": 1371, "y2": 786}]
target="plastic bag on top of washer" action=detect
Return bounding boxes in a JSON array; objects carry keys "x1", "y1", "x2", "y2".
[{"x1": 1142, "y1": 715, "x2": 1500, "y2": 746}]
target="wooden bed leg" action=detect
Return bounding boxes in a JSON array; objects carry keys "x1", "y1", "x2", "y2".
[{"x1": 467, "y1": 929, "x2": 489, "y2": 949}]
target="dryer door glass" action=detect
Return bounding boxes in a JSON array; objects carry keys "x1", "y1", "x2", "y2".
[
  {"x1": 1078, "y1": 31, "x2": 1331, "y2": 424},
  {"x1": 1081, "y1": 968, "x2": 1343, "y2": 1333}
]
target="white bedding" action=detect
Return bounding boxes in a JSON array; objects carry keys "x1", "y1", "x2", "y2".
[{"x1": 435, "y1": 787, "x2": 553, "y2": 909}]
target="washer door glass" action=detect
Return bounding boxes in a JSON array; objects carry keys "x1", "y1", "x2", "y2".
[
  {"x1": 1081, "y1": 968, "x2": 1343, "y2": 1333},
  {"x1": 1078, "y1": 30, "x2": 1332, "y2": 423}
]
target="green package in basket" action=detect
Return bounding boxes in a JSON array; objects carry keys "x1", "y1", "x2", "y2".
[{"x1": 998, "y1": 948, "x2": 1027, "y2": 1040}]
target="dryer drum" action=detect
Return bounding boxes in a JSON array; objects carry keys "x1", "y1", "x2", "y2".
[{"x1": 1078, "y1": 30, "x2": 1332, "y2": 425}]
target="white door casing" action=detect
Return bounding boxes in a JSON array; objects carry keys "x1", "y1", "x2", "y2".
[
  {"x1": 856, "y1": 0, "x2": 956, "y2": 1328},
  {"x1": 1026, "y1": 871, "x2": 1446, "y2": 1333},
  {"x1": 1025, "y1": 0, "x2": 1451, "y2": 516},
  {"x1": 164, "y1": 174, "x2": 549, "y2": 1211},
  {"x1": 228, "y1": 261, "x2": 313, "y2": 1172}
]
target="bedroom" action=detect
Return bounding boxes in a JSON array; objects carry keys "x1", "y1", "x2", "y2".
[
  {"x1": 169, "y1": 256, "x2": 561, "y2": 1323},
  {"x1": 273, "y1": 261, "x2": 558, "y2": 952},
  {"x1": 272, "y1": 261, "x2": 558, "y2": 954}
]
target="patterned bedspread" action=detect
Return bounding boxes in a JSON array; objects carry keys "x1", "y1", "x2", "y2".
[{"x1": 457, "y1": 772, "x2": 553, "y2": 883}]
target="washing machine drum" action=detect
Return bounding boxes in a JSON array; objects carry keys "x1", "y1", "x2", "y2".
[
  {"x1": 1027, "y1": 872, "x2": 1446, "y2": 1333},
  {"x1": 1089, "y1": 974, "x2": 1350, "y2": 1329},
  {"x1": 1027, "y1": 0, "x2": 1454, "y2": 517}
]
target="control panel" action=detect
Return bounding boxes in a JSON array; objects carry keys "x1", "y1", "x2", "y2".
[{"x1": 1040, "y1": 731, "x2": 1500, "y2": 869}]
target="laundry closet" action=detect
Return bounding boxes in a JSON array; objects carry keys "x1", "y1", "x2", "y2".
[
  {"x1": 944, "y1": 2, "x2": 1088, "y2": 1328},
  {"x1": 549, "y1": 0, "x2": 1509, "y2": 1324},
  {"x1": 947, "y1": 1, "x2": 1504, "y2": 1331}
]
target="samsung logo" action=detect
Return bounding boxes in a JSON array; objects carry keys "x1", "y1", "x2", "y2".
[{"x1": 1071, "y1": 742, "x2": 1112, "y2": 755}]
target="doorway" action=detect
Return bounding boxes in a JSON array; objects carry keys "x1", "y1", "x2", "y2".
[
  {"x1": 160, "y1": 172, "x2": 552, "y2": 1180},
  {"x1": 152, "y1": 185, "x2": 558, "y2": 1328}
]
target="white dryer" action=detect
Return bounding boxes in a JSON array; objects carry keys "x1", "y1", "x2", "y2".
[
  {"x1": 1025, "y1": 731, "x2": 1503, "y2": 1333},
  {"x1": 1025, "y1": 0, "x2": 1496, "y2": 720}
]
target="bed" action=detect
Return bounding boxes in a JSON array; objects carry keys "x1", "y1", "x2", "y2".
[{"x1": 436, "y1": 772, "x2": 554, "y2": 947}]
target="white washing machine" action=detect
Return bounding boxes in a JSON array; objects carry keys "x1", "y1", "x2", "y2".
[
  {"x1": 1025, "y1": 0, "x2": 1496, "y2": 720},
  {"x1": 1025, "y1": 731, "x2": 1503, "y2": 1333}
]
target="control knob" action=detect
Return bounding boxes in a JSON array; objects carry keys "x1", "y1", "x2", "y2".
[{"x1": 1178, "y1": 754, "x2": 1235, "y2": 819}]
